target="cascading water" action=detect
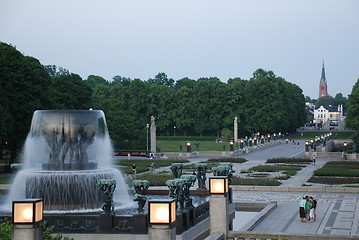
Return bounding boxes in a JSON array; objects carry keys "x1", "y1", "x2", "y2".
[{"x1": 4, "y1": 110, "x2": 134, "y2": 211}]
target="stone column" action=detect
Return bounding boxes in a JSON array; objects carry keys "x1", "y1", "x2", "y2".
[
  {"x1": 150, "y1": 116, "x2": 157, "y2": 155},
  {"x1": 13, "y1": 224, "x2": 43, "y2": 240},
  {"x1": 234, "y1": 117, "x2": 238, "y2": 143},
  {"x1": 210, "y1": 195, "x2": 229, "y2": 238},
  {"x1": 148, "y1": 225, "x2": 176, "y2": 240}
]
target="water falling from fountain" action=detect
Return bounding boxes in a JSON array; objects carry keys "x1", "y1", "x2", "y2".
[{"x1": 4, "y1": 110, "x2": 134, "y2": 211}]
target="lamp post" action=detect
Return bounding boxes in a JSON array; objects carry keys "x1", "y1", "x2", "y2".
[
  {"x1": 12, "y1": 199, "x2": 43, "y2": 240},
  {"x1": 305, "y1": 141, "x2": 309, "y2": 152},
  {"x1": 343, "y1": 142, "x2": 348, "y2": 153},
  {"x1": 186, "y1": 142, "x2": 191, "y2": 153},
  {"x1": 229, "y1": 140, "x2": 234, "y2": 151},
  {"x1": 146, "y1": 123, "x2": 149, "y2": 152},
  {"x1": 173, "y1": 126, "x2": 176, "y2": 137},
  {"x1": 240, "y1": 139, "x2": 244, "y2": 149},
  {"x1": 148, "y1": 199, "x2": 177, "y2": 240},
  {"x1": 209, "y1": 176, "x2": 229, "y2": 238}
]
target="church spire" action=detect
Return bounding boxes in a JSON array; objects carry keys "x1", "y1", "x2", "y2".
[
  {"x1": 320, "y1": 61, "x2": 326, "y2": 83},
  {"x1": 319, "y1": 61, "x2": 328, "y2": 98}
]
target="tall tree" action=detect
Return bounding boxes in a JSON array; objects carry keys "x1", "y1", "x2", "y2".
[
  {"x1": 346, "y1": 79, "x2": 359, "y2": 150},
  {"x1": 0, "y1": 42, "x2": 52, "y2": 162}
]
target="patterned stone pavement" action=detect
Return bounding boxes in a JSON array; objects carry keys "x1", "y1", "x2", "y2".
[{"x1": 232, "y1": 191, "x2": 359, "y2": 237}]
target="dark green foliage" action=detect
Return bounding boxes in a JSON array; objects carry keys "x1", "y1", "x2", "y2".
[
  {"x1": 116, "y1": 159, "x2": 188, "y2": 174},
  {"x1": 249, "y1": 165, "x2": 302, "y2": 172},
  {"x1": 129, "y1": 172, "x2": 174, "y2": 186},
  {"x1": 230, "y1": 176, "x2": 281, "y2": 186},
  {"x1": 51, "y1": 73, "x2": 92, "y2": 109},
  {"x1": 207, "y1": 158, "x2": 247, "y2": 163},
  {"x1": 0, "y1": 218, "x2": 13, "y2": 240},
  {"x1": 0, "y1": 42, "x2": 308, "y2": 154},
  {"x1": 308, "y1": 177, "x2": 359, "y2": 185},
  {"x1": 266, "y1": 158, "x2": 312, "y2": 163},
  {"x1": 346, "y1": 78, "x2": 359, "y2": 150},
  {"x1": 0, "y1": 219, "x2": 74, "y2": 240},
  {"x1": 157, "y1": 136, "x2": 215, "y2": 141},
  {"x1": 0, "y1": 43, "x2": 53, "y2": 163},
  {"x1": 313, "y1": 161, "x2": 359, "y2": 177},
  {"x1": 308, "y1": 161, "x2": 359, "y2": 184},
  {"x1": 43, "y1": 225, "x2": 74, "y2": 240}
]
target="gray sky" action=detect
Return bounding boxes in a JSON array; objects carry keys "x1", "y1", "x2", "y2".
[{"x1": 1, "y1": 0, "x2": 358, "y2": 99}]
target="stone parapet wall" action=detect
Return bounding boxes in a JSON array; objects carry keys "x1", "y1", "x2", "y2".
[{"x1": 230, "y1": 185, "x2": 359, "y2": 194}]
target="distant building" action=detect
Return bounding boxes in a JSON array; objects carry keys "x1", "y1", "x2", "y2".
[
  {"x1": 313, "y1": 105, "x2": 345, "y2": 130},
  {"x1": 305, "y1": 102, "x2": 314, "y2": 122},
  {"x1": 319, "y1": 62, "x2": 328, "y2": 98}
]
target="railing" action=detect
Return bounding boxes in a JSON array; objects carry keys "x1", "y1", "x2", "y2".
[
  {"x1": 44, "y1": 200, "x2": 210, "y2": 234},
  {"x1": 228, "y1": 231, "x2": 359, "y2": 240}
]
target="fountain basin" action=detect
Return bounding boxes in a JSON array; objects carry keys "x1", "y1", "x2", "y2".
[{"x1": 8, "y1": 168, "x2": 131, "y2": 211}]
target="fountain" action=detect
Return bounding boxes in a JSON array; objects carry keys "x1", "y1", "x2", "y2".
[{"x1": 4, "y1": 110, "x2": 133, "y2": 211}]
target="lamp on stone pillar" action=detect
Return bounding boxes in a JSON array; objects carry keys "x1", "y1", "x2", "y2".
[
  {"x1": 12, "y1": 199, "x2": 43, "y2": 240},
  {"x1": 209, "y1": 176, "x2": 229, "y2": 195},
  {"x1": 209, "y1": 176, "x2": 229, "y2": 238},
  {"x1": 148, "y1": 199, "x2": 177, "y2": 240}
]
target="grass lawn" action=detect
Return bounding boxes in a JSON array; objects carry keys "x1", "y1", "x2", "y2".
[
  {"x1": 127, "y1": 172, "x2": 175, "y2": 186},
  {"x1": 157, "y1": 140, "x2": 230, "y2": 152},
  {"x1": 115, "y1": 159, "x2": 189, "y2": 174},
  {"x1": 312, "y1": 161, "x2": 359, "y2": 177},
  {"x1": 290, "y1": 131, "x2": 354, "y2": 140},
  {"x1": 308, "y1": 161, "x2": 359, "y2": 184},
  {"x1": 0, "y1": 176, "x2": 11, "y2": 184}
]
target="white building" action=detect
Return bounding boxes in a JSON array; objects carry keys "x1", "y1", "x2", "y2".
[{"x1": 313, "y1": 105, "x2": 345, "y2": 130}]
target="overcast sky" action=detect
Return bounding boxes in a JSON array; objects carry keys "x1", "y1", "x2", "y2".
[{"x1": 1, "y1": 0, "x2": 358, "y2": 99}]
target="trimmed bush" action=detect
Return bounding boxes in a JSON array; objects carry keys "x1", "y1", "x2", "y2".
[
  {"x1": 208, "y1": 158, "x2": 247, "y2": 163},
  {"x1": 308, "y1": 176, "x2": 359, "y2": 185},
  {"x1": 266, "y1": 158, "x2": 312, "y2": 164},
  {"x1": 230, "y1": 176, "x2": 281, "y2": 186}
]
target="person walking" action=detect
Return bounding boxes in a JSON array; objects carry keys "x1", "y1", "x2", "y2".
[{"x1": 299, "y1": 196, "x2": 308, "y2": 222}]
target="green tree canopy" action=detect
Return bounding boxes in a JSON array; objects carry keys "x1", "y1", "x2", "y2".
[{"x1": 0, "y1": 42, "x2": 53, "y2": 162}]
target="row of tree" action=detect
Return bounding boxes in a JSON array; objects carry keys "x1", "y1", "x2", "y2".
[
  {"x1": 88, "y1": 70, "x2": 307, "y2": 149},
  {"x1": 1, "y1": 42, "x2": 307, "y2": 161},
  {"x1": 305, "y1": 94, "x2": 347, "y2": 109}
]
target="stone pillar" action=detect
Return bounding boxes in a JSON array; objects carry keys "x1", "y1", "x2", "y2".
[
  {"x1": 234, "y1": 117, "x2": 238, "y2": 143},
  {"x1": 210, "y1": 195, "x2": 229, "y2": 238},
  {"x1": 150, "y1": 116, "x2": 156, "y2": 155},
  {"x1": 148, "y1": 225, "x2": 176, "y2": 240},
  {"x1": 12, "y1": 224, "x2": 43, "y2": 240}
]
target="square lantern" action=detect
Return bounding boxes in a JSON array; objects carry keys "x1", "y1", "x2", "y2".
[
  {"x1": 149, "y1": 199, "x2": 176, "y2": 226},
  {"x1": 12, "y1": 199, "x2": 43, "y2": 224},
  {"x1": 209, "y1": 176, "x2": 229, "y2": 195}
]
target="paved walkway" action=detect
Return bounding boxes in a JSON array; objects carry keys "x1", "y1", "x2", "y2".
[{"x1": 232, "y1": 190, "x2": 359, "y2": 237}]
